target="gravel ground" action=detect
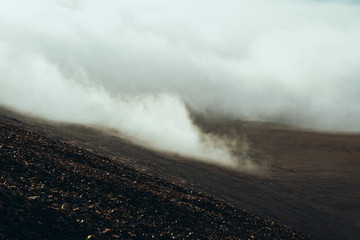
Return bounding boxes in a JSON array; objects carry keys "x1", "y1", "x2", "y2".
[{"x1": 0, "y1": 122, "x2": 314, "y2": 240}]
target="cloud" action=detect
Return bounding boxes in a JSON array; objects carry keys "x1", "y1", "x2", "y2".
[
  {"x1": 0, "y1": 0, "x2": 359, "y2": 166},
  {"x1": 0, "y1": 41, "x2": 240, "y2": 168}
]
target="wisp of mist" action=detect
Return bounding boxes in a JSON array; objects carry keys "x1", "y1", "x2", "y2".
[{"x1": 1, "y1": 0, "x2": 360, "y2": 169}]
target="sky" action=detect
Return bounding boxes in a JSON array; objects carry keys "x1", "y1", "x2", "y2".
[{"x1": 0, "y1": 0, "x2": 359, "y2": 167}]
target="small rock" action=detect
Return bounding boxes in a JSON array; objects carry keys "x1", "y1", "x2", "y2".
[
  {"x1": 28, "y1": 196, "x2": 40, "y2": 200},
  {"x1": 61, "y1": 203, "x2": 71, "y2": 210}
]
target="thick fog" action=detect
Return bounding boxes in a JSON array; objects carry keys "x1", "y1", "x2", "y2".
[{"x1": 1, "y1": 0, "x2": 360, "y2": 167}]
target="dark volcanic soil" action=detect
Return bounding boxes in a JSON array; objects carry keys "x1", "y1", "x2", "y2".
[
  {"x1": 1, "y1": 106, "x2": 359, "y2": 240},
  {"x1": 0, "y1": 121, "x2": 312, "y2": 239}
]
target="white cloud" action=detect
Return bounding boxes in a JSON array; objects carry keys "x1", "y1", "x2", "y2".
[{"x1": 0, "y1": 40, "x2": 239, "y2": 167}]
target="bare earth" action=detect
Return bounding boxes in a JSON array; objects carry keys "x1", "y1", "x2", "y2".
[{"x1": 1, "y1": 106, "x2": 359, "y2": 239}]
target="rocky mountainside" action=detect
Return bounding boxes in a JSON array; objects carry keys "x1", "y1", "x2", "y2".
[
  {"x1": 1, "y1": 106, "x2": 359, "y2": 240},
  {"x1": 0, "y1": 121, "x2": 313, "y2": 239}
]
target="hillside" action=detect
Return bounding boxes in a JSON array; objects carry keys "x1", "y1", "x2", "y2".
[
  {"x1": 0, "y1": 120, "x2": 313, "y2": 239},
  {"x1": 1, "y1": 106, "x2": 360, "y2": 239}
]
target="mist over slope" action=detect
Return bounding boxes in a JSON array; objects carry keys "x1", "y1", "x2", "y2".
[{"x1": 1, "y1": 0, "x2": 360, "y2": 164}]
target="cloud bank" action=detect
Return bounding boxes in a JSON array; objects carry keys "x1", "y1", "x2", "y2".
[{"x1": 0, "y1": 0, "x2": 360, "y2": 166}]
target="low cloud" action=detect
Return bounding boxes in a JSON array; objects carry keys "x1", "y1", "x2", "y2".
[{"x1": 0, "y1": 43, "x2": 239, "y2": 168}]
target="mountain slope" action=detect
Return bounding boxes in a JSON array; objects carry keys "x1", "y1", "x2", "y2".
[
  {"x1": 0, "y1": 121, "x2": 312, "y2": 239},
  {"x1": 1, "y1": 106, "x2": 359, "y2": 239}
]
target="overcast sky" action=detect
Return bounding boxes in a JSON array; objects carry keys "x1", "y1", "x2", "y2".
[{"x1": 0, "y1": 0, "x2": 359, "y2": 166}]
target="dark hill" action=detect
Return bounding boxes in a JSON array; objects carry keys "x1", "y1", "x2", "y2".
[
  {"x1": 1, "y1": 106, "x2": 360, "y2": 240},
  {"x1": 0, "y1": 121, "x2": 312, "y2": 239}
]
